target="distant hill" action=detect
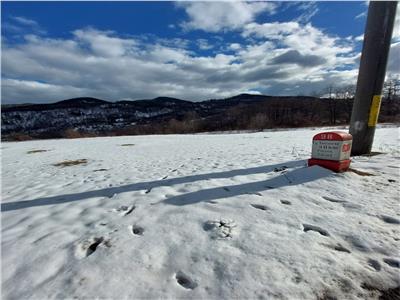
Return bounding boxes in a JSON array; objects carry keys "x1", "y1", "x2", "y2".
[{"x1": 2, "y1": 94, "x2": 399, "y2": 141}]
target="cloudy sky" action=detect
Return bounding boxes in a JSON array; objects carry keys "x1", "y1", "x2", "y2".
[{"x1": 1, "y1": 1, "x2": 399, "y2": 104}]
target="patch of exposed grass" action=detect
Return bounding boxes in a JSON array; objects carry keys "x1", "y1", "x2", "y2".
[
  {"x1": 27, "y1": 149, "x2": 48, "y2": 154},
  {"x1": 348, "y1": 168, "x2": 375, "y2": 176},
  {"x1": 120, "y1": 144, "x2": 135, "y2": 147},
  {"x1": 53, "y1": 159, "x2": 88, "y2": 167}
]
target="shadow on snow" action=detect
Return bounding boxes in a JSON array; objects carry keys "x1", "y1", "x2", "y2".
[{"x1": 1, "y1": 159, "x2": 333, "y2": 211}]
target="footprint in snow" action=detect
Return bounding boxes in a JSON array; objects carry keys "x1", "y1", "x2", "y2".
[
  {"x1": 130, "y1": 225, "x2": 144, "y2": 236},
  {"x1": 175, "y1": 271, "x2": 197, "y2": 290},
  {"x1": 75, "y1": 237, "x2": 110, "y2": 258},
  {"x1": 380, "y1": 215, "x2": 400, "y2": 225},
  {"x1": 302, "y1": 224, "x2": 330, "y2": 237},
  {"x1": 274, "y1": 166, "x2": 287, "y2": 172},
  {"x1": 280, "y1": 200, "x2": 291, "y2": 205},
  {"x1": 321, "y1": 196, "x2": 346, "y2": 203},
  {"x1": 344, "y1": 235, "x2": 371, "y2": 252},
  {"x1": 203, "y1": 219, "x2": 237, "y2": 239},
  {"x1": 251, "y1": 204, "x2": 269, "y2": 211},
  {"x1": 325, "y1": 243, "x2": 351, "y2": 253},
  {"x1": 114, "y1": 205, "x2": 135, "y2": 216},
  {"x1": 383, "y1": 258, "x2": 400, "y2": 268},
  {"x1": 367, "y1": 259, "x2": 381, "y2": 271},
  {"x1": 342, "y1": 202, "x2": 362, "y2": 210}
]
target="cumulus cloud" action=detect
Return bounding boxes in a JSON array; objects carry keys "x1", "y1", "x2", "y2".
[
  {"x1": 196, "y1": 39, "x2": 213, "y2": 50},
  {"x1": 2, "y1": 20, "x2": 371, "y2": 104},
  {"x1": 272, "y1": 50, "x2": 327, "y2": 67},
  {"x1": 177, "y1": 2, "x2": 277, "y2": 32}
]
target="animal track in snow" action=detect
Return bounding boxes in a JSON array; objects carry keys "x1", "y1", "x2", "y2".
[
  {"x1": 344, "y1": 235, "x2": 371, "y2": 252},
  {"x1": 367, "y1": 259, "x2": 381, "y2": 271},
  {"x1": 175, "y1": 272, "x2": 197, "y2": 290},
  {"x1": 380, "y1": 215, "x2": 400, "y2": 224},
  {"x1": 93, "y1": 168, "x2": 108, "y2": 172},
  {"x1": 124, "y1": 205, "x2": 136, "y2": 216},
  {"x1": 322, "y1": 196, "x2": 346, "y2": 203},
  {"x1": 130, "y1": 225, "x2": 144, "y2": 236},
  {"x1": 203, "y1": 219, "x2": 237, "y2": 239},
  {"x1": 274, "y1": 166, "x2": 287, "y2": 172},
  {"x1": 333, "y1": 244, "x2": 350, "y2": 253},
  {"x1": 383, "y1": 258, "x2": 400, "y2": 268},
  {"x1": 251, "y1": 204, "x2": 269, "y2": 211},
  {"x1": 76, "y1": 237, "x2": 108, "y2": 258},
  {"x1": 342, "y1": 202, "x2": 362, "y2": 210},
  {"x1": 114, "y1": 205, "x2": 136, "y2": 216},
  {"x1": 280, "y1": 200, "x2": 291, "y2": 205},
  {"x1": 302, "y1": 224, "x2": 330, "y2": 237},
  {"x1": 325, "y1": 243, "x2": 350, "y2": 253}
]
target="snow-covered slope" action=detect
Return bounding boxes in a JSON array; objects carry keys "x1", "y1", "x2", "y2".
[{"x1": 1, "y1": 126, "x2": 399, "y2": 299}]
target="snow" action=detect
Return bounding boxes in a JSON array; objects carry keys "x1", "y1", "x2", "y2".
[{"x1": 1, "y1": 126, "x2": 399, "y2": 299}]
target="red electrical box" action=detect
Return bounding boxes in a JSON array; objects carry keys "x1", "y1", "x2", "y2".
[{"x1": 308, "y1": 131, "x2": 352, "y2": 172}]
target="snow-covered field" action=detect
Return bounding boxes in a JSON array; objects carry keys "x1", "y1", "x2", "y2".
[{"x1": 1, "y1": 126, "x2": 399, "y2": 299}]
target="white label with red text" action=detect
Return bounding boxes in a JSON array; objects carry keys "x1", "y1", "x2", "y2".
[{"x1": 312, "y1": 140, "x2": 352, "y2": 161}]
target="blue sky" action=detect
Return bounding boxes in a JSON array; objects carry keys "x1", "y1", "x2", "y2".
[{"x1": 1, "y1": 1, "x2": 399, "y2": 103}]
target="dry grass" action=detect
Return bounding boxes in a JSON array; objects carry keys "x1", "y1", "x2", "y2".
[
  {"x1": 53, "y1": 159, "x2": 88, "y2": 167},
  {"x1": 348, "y1": 168, "x2": 375, "y2": 176},
  {"x1": 120, "y1": 144, "x2": 135, "y2": 147},
  {"x1": 27, "y1": 149, "x2": 48, "y2": 154}
]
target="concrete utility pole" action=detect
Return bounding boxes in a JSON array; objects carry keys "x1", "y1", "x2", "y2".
[{"x1": 349, "y1": 1, "x2": 397, "y2": 155}]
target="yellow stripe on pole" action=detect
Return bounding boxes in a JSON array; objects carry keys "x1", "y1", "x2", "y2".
[{"x1": 368, "y1": 95, "x2": 382, "y2": 127}]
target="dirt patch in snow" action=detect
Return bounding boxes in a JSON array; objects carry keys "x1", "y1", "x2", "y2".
[
  {"x1": 53, "y1": 159, "x2": 88, "y2": 167},
  {"x1": 348, "y1": 168, "x2": 375, "y2": 176},
  {"x1": 27, "y1": 149, "x2": 49, "y2": 154}
]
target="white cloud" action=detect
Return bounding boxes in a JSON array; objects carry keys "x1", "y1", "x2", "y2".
[
  {"x1": 197, "y1": 39, "x2": 213, "y2": 50},
  {"x1": 293, "y1": 2, "x2": 319, "y2": 24},
  {"x1": 355, "y1": 34, "x2": 364, "y2": 42},
  {"x1": 73, "y1": 28, "x2": 137, "y2": 57},
  {"x1": 243, "y1": 21, "x2": 353, "y2": 69},
  {"x1": 355, "y1": 11, "x2": 367, "y2": 19},
  {"x1": 5, "y1": 18, "x2": 398, "y2": 104},
  {"x1": 387, "y1": 42, "x2": 400, "y2": 77},
  {"x1": 228, "y1": 43, "x2": 242, "y2": 51},
  {"x1": 8, "y1": 16, "x2": 46, "y2": 35},
  {"x1": 177, "y1": 2, "x2": 277, "y2": 32},
  {"x1": 392, "y1": 6, "x2": 400, "y2": 42},
  {"x1": 12, "y1": 16, "x2": 38, "y2": 27}
]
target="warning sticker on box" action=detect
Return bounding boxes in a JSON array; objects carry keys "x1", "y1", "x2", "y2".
[{"x1": 312, "y1": 140, "x2": 351, "y2": 161}]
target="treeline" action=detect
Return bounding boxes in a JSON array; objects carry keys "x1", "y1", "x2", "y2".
[
  {"x1": 5, "y1": 96, "x2": 400, "y2": 141},
  {"x1": 140, "y1": 97, "x2": 398, "y2": 134}
]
